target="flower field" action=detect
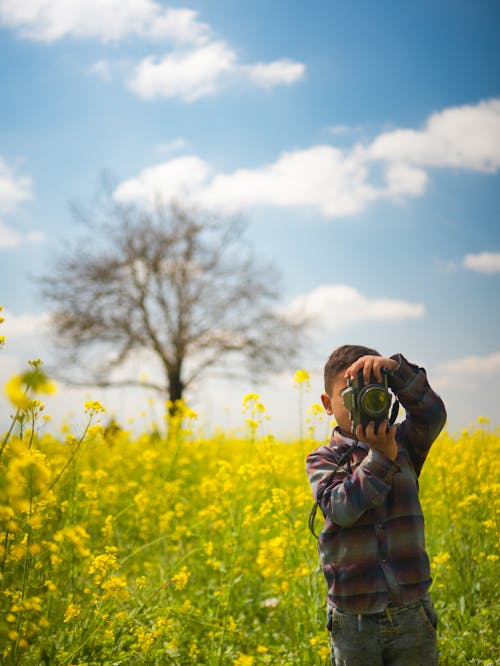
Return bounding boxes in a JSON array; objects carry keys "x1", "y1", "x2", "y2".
[{"x1": 0, "y1": 361, "x2": 499, "y2": 665}]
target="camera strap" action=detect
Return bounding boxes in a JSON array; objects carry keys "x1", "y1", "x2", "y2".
[
  {"x1": 308, "y1": 400, "x2": 399, "y2": 540},
  {"x1": 389, "y1": 399, "x2": 400, "y2": 426},
  {"x1": 308, "y1": 443, "x2": 357, "y2": 539}
]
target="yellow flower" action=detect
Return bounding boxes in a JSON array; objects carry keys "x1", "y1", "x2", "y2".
[
  {"x1": 63, "y1": 603, "x2": 81, "y2": 623},
  {"x1": 293, "y1": 369, "x2": 310, "y2": 387},
  {"x1": 135, "y1": 628, "x2": 155, "y2": 651},
  {"x1": 457, "y1": 493, "x2": 479, "y2": 510},
  {"x1": 135, "y1": 576, "x2": 147, "y2": 590},
  {"x1": 308, "y1": 402, "x2": 325, "y2": 416},
  {"x1": 431, "y1": 552, "x2": 451, "y2": 567},
  {"x1": 25, "y1": 362, "x2": 57, "y2": 393},
  {"x1": 53, "y1": 526, "x2": 91, "y2": 558},
  {"x1": 4, "y1": 365, "x2": 56, "y2": 410},
  {"x1": 171, "y1": 566, "x2": 190, "y2": 590},
  {"x1": 88, "y1": 548, "x2": 119, "y2": 584},
  {"x1": 4, "y1": 375, "x2": 31, "y2": 410},
  {"x1": 189, "y1": 643, "x2": 200, "y2": 658},
  {"x1": 257, "y1": 536, "x2": 286, "y2": 578},
  {"x1": 84, "y1": 400, "x2": 106, "y2": 414},
  {"x1": 101, "y1": 575, "x2": 129, "y2": 600},
  {"x1": 87, "y1": 423, "x2": 105, "y2": 438},
  {"x1": 174, "y1": 399, "x2": 198, "y2": 420},
  {"x1": 233, "y1": 655, "x2": 254, "y2": 666},
  {"x1": 242, "y1": 392, "x2": 260, "y2": 406},
  {"x1": 318, "y1": 646, "x2": 331, "y2": 660},
  {"x1": 7, "y1": 448, "x2": 51, "y2": 498}
]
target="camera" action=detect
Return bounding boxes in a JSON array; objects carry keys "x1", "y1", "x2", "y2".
[{"x1": 342, "y1": 370, "x2": 392, "y2": 434}]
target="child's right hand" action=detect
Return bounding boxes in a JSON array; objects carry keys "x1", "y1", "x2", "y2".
[
  {"x1": 345, "y1": 355, "x2": 399, "y2": 383},
  {"x1": 356, "y1": 420, "x2": 398, "y2": 461}
]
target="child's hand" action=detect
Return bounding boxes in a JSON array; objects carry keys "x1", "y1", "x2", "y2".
[
  {"x1": 356, "y1": 421, "x2": 398, "y2": 461},
  {"x1": 345, "y1": 355, "x2": 399, "y2": 384}
]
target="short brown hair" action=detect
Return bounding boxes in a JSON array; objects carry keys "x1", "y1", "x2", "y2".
[{"x1": 324, "y1": 344, "x2": 380, "y2": 394}]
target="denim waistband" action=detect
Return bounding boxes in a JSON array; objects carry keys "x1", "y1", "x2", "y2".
[{"x1": 332, "y1": 595, "x2": 428, "y2": 618}]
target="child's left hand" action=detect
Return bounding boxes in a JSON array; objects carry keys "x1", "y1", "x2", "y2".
[{"x1": 356, "y1": 420, "x2": 398, "y2": 461}]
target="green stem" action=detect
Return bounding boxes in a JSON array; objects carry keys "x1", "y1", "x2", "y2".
[
  {"x1": 299, "y1": 385, "x2": 303, "y2": 445},
  {"x1": 48, "y1": 416, "x2": 93, "y2": 491},
  {"x1": 0, "y1": 408, "x2": 21, "y2": 459},
  {"x1": 12, "y1": 471, "x2": 34, "y2": 663},
  {"x1": 1, "y1": 528, "x2": 10, "y2": 573},
  {"x1": 27, "y1": 409, "x2": 37, "y2": 451}
]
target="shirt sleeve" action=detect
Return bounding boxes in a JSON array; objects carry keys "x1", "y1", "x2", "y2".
[
  {"x1": 306, "y1": 445, "x2": 399, "y2": 528},
  {"x1": 388, "y1": 354, "x2": 447, "y2": 475}
]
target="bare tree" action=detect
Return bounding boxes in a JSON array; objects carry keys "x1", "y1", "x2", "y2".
[{"x1": 39, "y1": 195, "x2": 306, "y2": 406}]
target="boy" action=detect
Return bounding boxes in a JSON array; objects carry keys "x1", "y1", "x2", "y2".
[{"x1": 306, "y1": 345, "x2": 446, "y2": 666}]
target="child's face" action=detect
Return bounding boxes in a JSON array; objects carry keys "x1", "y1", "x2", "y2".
[{"x1": 321, "y1": 372, "x2": 353, "y2": 434}]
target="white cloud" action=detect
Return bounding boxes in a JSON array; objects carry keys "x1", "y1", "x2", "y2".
[
  {"x1": 368, "y1": 98, "x2": 500, "y2": 173},
  {"x1": 0, "y1": 221, "x2": 22, "y2": 248},
  {"x1": 434, "y1": 257, "x2": 458, "y2": 274},
  {"x1": 115, "y1": 146, "x2": 380, "y2": 217},
  {"x1": 115, "y1": 98, "x2": 500, "y2": 217},
  {"x1": 112, "y1": 145, "x2": 423, "y2": 218},
  {"x1": 463, "y1": 251, "x2": 500, "y2": 274},
  {"x1": 1, "y1": 310, "x2": 51, "y2": 339},
  {"x1": 243, "y1": 59, "x2": 306, "y2": 88},
  {"x1": 127, "y1": 42, "x2": 237, "y2": 101},
  {"x1": 156, "y1": 138, "x2": 189, "y2": 155},
  {"x1": 0, "y1": 0, "x2": 210, "y2": 44},
  {"x1": 0, "y1": 222, "x2": 43, "y2": 248},
  {"x1": 115, "y1": 156, "x2": 213, "y2": 203},
  {"x1": 2, "y1": 310, "x2": 50, "y2": 338},
  {"x1": 431, "y1": 352, "x2": 500, "y2": 431},
  {"x1": 436, "y1": 352, "x2": 500, "y2": 381},
  {"x1": 282, "y1": 284, "x2": 424, "y2": 330},
  {"x1": 0, "y1": 157, "x2": 32, "y2": 213},
  {"x1": 202, "y1": 145, "x2": 379, "y2": 216},
  {"x1": 382, "y1": 162, "x2": 428, "y2": 197},
  {"x1": 126, "y1": 46, "x2": 306, "y2": 101},
  {"x1": 0, "y1": 157, "x2": 42, "y2": 249},
  {"x1": 327, "y1": 124, "x2": 364, "y2": 136},
  {"x1": 0, "y1": 1, "x2": 306, "y2": 100},
  {"x1": 87, "y1": 59, "x2": 113, "y2": 81}
]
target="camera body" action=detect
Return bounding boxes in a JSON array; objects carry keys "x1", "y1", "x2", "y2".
[{"x1": 342, "y1": 370, "x2": 392, "y2": 434}]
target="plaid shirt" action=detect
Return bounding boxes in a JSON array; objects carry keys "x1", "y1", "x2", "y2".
[{"x1": 306, "y1": 354, "x2": 446, "y2": 614}]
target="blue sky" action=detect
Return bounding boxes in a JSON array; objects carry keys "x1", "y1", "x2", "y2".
[{"x1": 0, "y1": 0, "x2": 499, "y2": 436}]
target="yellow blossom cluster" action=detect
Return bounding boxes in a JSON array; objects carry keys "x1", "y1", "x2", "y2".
[{"x1": 0, "y1": 343, "x2": 498, "y2": 663}]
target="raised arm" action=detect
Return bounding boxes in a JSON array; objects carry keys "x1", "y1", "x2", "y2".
[
  {"x1": 387, "y1": 354, "x2": 447, "y2": 475},
  {"x1": 306, "y1": 444, "x2": 399, "y2": 528}
]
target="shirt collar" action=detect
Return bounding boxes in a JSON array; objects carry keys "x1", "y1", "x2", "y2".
[{"x1": 331, "y1": 426, "x2": 370, "y2": 451}]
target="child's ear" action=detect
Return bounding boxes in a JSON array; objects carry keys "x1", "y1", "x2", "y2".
[{"x1": 321, "y1": 392, "x2": 333, "y2": 415}]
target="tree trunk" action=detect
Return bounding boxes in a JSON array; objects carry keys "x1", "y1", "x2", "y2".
[{"x1": 167, "y1": 363, "x2": 184, "y2": 413}]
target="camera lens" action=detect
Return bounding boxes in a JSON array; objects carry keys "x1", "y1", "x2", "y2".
[{"x1": 360, "y1": 387, "x2": 390, "y2": 417}]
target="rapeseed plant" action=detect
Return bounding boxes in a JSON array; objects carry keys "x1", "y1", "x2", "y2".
[{"x1": 0, "y1": 332, "x2": 498, "y2": 663}]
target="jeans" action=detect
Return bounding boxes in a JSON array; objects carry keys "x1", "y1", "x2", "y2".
[{"x1": 327, "y1": 595, "x2": 439, "y2": 666}]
